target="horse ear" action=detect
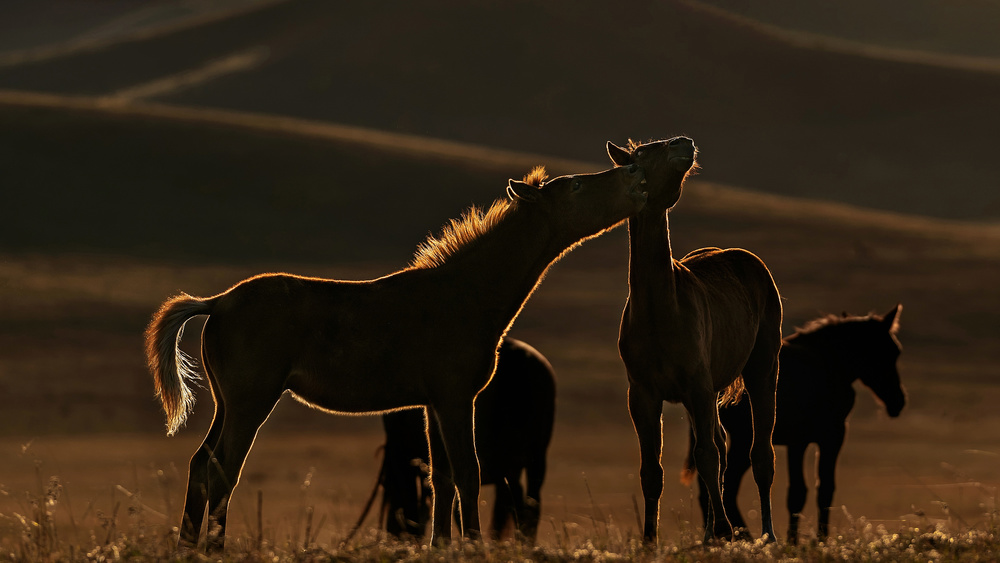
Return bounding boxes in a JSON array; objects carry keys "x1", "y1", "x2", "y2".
[
  {"x1": 883, "y1": 303, "x2": 902, "y2": 334},
  {"x1": 607, "y1": 141, "x2": 633, "y2": 166},
  {"x1": 507, "y1": 179, "x2": 541, "y2": 203}
]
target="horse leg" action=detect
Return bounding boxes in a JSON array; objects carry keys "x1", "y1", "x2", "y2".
[
  {"x1": 490, "y1": 480, "x2": 511, "y2": 541},
  {"x1": 688, "y1": 392, "x2": 733, "y2": 542},
  {"x1": 180, "y1": 407, "x2": 225, "y2": 547},
  {"x1": 428, "y1": 402, "x2": 481, "y2": 543},
  {"x1": 785, "y1": 441, "x2": 808, "y2": 545},
  {"x1": 493, "y1": 474, "x2": 525, "y2": 541},
  {"x1": 522, "y1": 449, "x2": 545, "y2": 542},
  {"x1": 742, "y1": 345, "x2": 779, "y2": 543},
  {"x1": 720, "y1": 401, "x2": 753, "y2": 539},
  {"x1": 508, "y1": 477, "x2": 529, "y2": 541},
  {"x1": 203, "y1": 390, "x2": 282, "y2": 551},
  {"x1": 628, "y1": 385, "x2": 663, "y2": 544},
  {"x1": 715, "y1": 422, "x2": 728, "y2": 500},
  {"x1": 816, "y1": 433, "x2": 845, "y2": 541},
  {"x1": 425, "y1": 408, "x2": 455, "y2": 543},
  {"x1": 179, "y1": 359, "x2": 226, "y2": 548}
]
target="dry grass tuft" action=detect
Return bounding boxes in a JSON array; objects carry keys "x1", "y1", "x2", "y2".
[{"x1": 3, "y1": 462, "x2": 1000, "y2": 563}]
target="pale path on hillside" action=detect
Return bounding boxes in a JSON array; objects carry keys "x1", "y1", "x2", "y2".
[
  {"x1": 2, "y1": 86, "x2": 1000, "y2": 249},
  {"x1": 0, "y1": 88, "x2": 598, "y2": 175},
  {"x1": 103, "y1": 47, "x2": 270, "y2": 103},
  {"x1": 0, "y1": 0, "x2": 287, "y2": 68},
  {"x1": 680, "y1": 0, "x2": 1000, "y2": 75}
]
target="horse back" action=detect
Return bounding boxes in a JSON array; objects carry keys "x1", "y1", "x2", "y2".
[
  {"x1": 677, "y1": 248, "x2": 782, "y2": 387},
  {"x1": 203, "y1": 272, "x2": 496, "y2": 414},
  {"x1": 679, "y1": 247, "x2": 780, "y2": 309}
]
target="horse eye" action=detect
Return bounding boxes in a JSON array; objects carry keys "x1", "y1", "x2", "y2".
[
  {"x1": 572, "y1": 180, "x2": 582, "y2": 191},
  {"x1": 636, "y1": 150, "x2": 644, "y2": 158}
]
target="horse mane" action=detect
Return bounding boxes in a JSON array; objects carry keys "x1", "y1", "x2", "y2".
[
  {"x1": 795, "y1": 313, "x2": 850, "y2": 336},
  {"x1": 410, "y1": 199, "x2": 513, "y2": 269},
  {"x1": 410, "y1": 167, "x2": 546, "y2": 270},
  {"x1": 522, "y1": 165, "x2": 548, "y2": 187},
  {"x1": 788, "y1": 310, "x2": 899, "y2": 342}
]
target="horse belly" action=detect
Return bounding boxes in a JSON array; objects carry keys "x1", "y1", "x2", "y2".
[{"x1": 285, "y1": 363, "x2": 427, "y2": 415}]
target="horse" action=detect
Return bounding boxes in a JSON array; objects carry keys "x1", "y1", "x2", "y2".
[
  {"x1": 352, "y1": 337, "x2": 555, "y2": 542},
  {"x1": 144, "y1": 163, "x2": 647, "y2": 550},
  {"x1": 686, "y1": 305, "x2": 906, "y2": 544},
  {"x1": 607, "y1": 137, "x2": 783, "y2": 544}
]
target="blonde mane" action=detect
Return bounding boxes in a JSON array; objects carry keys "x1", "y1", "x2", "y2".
[
  {"x1": 409, "y1": 167, "x2": 545, "y2": 270},
  {"x1": 410, "y1": 199, "x2": 514, "y2": 269},
  {"x1": 522, "y1": 165, "x2": 548, "y2": 187}
]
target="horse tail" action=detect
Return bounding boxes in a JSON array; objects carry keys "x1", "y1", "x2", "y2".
[
  {"x1": 144, "y1": 293, "x2": 216, "y2": 436},
  {"x1": 717, "y1": 375, "x2": 745, "y2": 407},
  {"x1": 680, "y1": 422, "x2": 697, "y2": 486}
]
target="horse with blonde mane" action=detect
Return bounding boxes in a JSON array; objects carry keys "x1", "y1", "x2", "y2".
[{"x1": 144, "y1": 163, "x2": 646, "y2": 550}]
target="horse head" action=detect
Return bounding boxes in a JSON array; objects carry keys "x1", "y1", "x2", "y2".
[
  {"x1": 507, "y1": 164, "x2": 647, "y2": 243},
  {"x1": 606, "y1": 136, "x2": 698, "y2": 210},
  {"x1": 857, "y1": 304, "x2": 906, "y2": 418}
]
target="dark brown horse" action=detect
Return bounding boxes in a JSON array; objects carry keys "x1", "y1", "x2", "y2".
[
  {"x1": 688, "y1": 305, "x2": 906, "y2": 544},
  {"x1": 359, "y1": 337, "x2": 555, "y2": 542},
  {"x1": 144, "y1": 164, "x2": 646, "y2": 549},
  {"x1": 607, "y1": 137, "x2": 782, "y2": 544}
]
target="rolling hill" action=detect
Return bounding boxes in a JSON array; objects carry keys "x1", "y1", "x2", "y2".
[
  {"x1": 1, "y1": 0, "x2": 999, "y2": 220},
  {"x1": 2, "y1": 0, "x2": 1000, "y2": 545}
]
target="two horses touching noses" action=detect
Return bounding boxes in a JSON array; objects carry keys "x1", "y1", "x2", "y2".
[
  {"x1": 145, "y1": 160, "x2": 648, "y2": 550},
  {"x1": 146, "y1": 133, "x2": 894, "y2": 551}
]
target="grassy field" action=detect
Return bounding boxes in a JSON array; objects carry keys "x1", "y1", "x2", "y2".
[
  {"x1": 3, "y1": 2, "x2": 1000, "y2": 558},
  {"x1": 2, "y1": 101, "x2": 1000, "y2": 559}
]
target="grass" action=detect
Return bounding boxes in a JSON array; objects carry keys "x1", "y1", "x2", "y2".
[
  {"x1": 2, "y1": 68, "x2": 1000, "y2": 561},
  {"x1": 2, "y1": 456, "x2": 999, "y2": 562},
  {"x1": 3, "y1": 430, "x2": 1000, "y2": 562}
]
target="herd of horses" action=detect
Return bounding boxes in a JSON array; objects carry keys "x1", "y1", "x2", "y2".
[{"x1": 144, "y1": 136, "x2": 907, "y2": 551}]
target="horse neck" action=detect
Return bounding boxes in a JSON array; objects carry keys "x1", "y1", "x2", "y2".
[
  {"x1": 429, "y1": 205, "x2": 561, "y2": 329},
  {"x1": 626, "y1": 207, "x2": 678, "y2": 307},
  {"x1": 788, "y1": 330, "x2": 862, "y2": 385}
]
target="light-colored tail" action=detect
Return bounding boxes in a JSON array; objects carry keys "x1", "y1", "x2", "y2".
[{"x1": 144, "y1": 293, "x2": 216, "y2": 436}]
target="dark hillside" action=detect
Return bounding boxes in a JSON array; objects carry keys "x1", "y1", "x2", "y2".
[
  {"x1": 0, "y1": 103, "x2": 545, "y2": 264},
  {"x1": 1, "y1": 0, "x2": 999, "y2": 219}
]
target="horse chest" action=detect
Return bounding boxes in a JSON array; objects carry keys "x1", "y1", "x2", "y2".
[{"x1": 774, "y1": 380, "x2": 856, "y2": 442}]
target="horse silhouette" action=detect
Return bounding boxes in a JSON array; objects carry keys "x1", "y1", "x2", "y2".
[
  {"x1": 686, "y1": 305, "x2": 906, "y2": 544},
  {"x1": 144, "y1": 164, "x2": 647, "y2": 549},
  {"x1": 351, "y1": 337, "x2": 555, "y2": 542},
  {"x1": 608, "y1": 137, "x2": 782, "y2": 544}
]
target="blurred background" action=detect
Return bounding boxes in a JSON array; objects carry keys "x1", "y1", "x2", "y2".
[{"x1": 2, "y1": 0, "x2": 999, "y2": 546}]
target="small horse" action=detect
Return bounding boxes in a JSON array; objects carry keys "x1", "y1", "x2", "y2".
[
  {"x1": 359, "y1": 337, "x2": 555, "y2": 542},
  {"x1": 144, "y1": 163, "x2": 647, "y2": 549},
  {"x1": 608, "y1": 137, "x2": 782, "y2": 544},
  {"x1": 687, "y1": 305, "x2": 906, "y2": 544}
]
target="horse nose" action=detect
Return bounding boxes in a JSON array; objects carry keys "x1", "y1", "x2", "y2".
[{"x1": 627, "y1": 164, "x2": 639, "y2": 174}]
